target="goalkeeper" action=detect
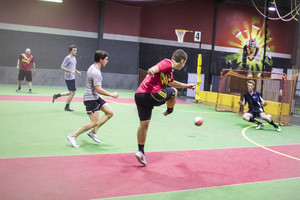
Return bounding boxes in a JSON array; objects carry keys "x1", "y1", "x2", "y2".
[{"x1": 238, "y1": 80, "x2": 281, "y2": 132}]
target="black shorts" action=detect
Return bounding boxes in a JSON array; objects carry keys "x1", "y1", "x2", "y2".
[
  {"x1": 65, "y1": 79, "x2": 76, "y2": 91},
  {"x1": 135, "y1": 86, "x2": 176, "y2": 121},
  {"x1": 247, "y1": 110, "x2": 263, "y2": 118},
  {"x1": 84, "y1": 97, "x2": 107, "y2": 114},
  {"x1": 18, "y1": 70, "x2": 32, "y2": 81}
]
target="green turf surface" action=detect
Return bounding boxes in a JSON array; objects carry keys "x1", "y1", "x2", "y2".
[
  {"x1": 1, "y1": 85, "x2": 300, "y2": 158},
  {"x1": 101, "y1": 178, "x2": 300, "y2": 200}
]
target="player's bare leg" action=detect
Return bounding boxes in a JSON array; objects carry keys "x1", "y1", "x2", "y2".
[
  {"x1": 163, "y1": 88, "x2": 178, "y2": 116},
  {"x1": 91, "y1": 103, "x2": 114, "y2": 133},
  {"x1": 67, "y1": 111, "x2": 100, "y2": 147},
  {"x1": 52, "y1": 91, "x2": 70, "y2": 103},
  {"x1": 136, "y1": 120, "x2": 150, "y2": 166},
  {"x1": 64, "y1": 91, "x2": 75, "y2": 111},
  {"x1": 260, "y1": 113, "x2": 281, "y2": 132},
  {"x1": 28, "y1": 81, "x2": 32, "y2": 93},
  {"x1": 16, "y1": 81, "x2": 22, "y2": 92},
  {"x1": 242, "y1": 113, "x2": 263, "y2": 129},
  {"x1": 72, "y1": 111, "x2": 100, "y2": 137}
]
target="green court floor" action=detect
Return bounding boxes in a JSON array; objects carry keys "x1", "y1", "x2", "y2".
[{"x1": 0, "y1": 84, "x2": 300, "y2": 200}]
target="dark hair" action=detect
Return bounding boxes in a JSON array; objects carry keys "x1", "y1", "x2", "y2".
[
  {"x1": 94, "y1": 50, "x2": 108, "y2": 62},
  {"x1": 69, "y1": 45, "x2": 76, "y2": 53},
  {"x1": 172, "y1": 49, "x2": 187, "y2": 62}
]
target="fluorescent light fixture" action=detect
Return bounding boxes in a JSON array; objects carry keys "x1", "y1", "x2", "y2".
[
  {"x1": 268, "y1": 6, "x2": 276, "y2": 11},
  {"x1": 40, "y1": 0, "x2": 63, "y2": 3},
  {"x1": 268, "y1": 1, "x2": 275, "y2": 11}
]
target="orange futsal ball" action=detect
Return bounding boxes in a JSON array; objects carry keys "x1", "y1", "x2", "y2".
[{"x1": 194, "y1": 116, "x2": 203, "y2": 126}]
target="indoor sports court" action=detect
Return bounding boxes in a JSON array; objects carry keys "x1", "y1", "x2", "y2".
[{"x1": 0, "y1": 0, "x2": 300, "y2": 200}]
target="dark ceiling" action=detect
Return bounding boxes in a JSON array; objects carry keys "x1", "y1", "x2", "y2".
[{"x1": 108, "y1": 0, "x2": 300, "y2": 15}]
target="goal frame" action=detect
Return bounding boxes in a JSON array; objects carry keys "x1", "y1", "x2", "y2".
[{"x1": 215, "y1": 69, "x2": 290, "y2": 125}]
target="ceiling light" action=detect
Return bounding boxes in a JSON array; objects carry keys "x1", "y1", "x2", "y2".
[
  {"x1": 268, "y1": 1, "x2": 275, "y2": 11},
  {"x1": 40, "y1": 0, "x2": 63, "y2": 3}
]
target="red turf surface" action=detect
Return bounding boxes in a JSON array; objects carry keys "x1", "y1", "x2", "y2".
[
  {"x1": 0, "y1": 146, "x2": 300, "y2": 200},
  {"x1": 0, "y1": 95, "x2": 191, "y2": 104}
]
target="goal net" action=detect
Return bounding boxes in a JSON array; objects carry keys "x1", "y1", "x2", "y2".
[{"x1": 215, "y1": 69, "x2": 299, "y2": 125}]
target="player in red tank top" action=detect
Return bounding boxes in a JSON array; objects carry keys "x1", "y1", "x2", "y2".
[{"x1": 16, "y1": 48, "x2": 36, "y2": 93}]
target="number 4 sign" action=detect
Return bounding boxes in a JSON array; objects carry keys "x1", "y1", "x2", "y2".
[{"x1": 194, "y1": 31, "x2": 201, "y2": 42}]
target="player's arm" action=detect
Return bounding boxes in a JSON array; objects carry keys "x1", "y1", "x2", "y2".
[
  {"x1": 75, "y1": 69, "x2": 81, "y2": 76},
  {"x1": 16, "y1": 59, "x2": 20, "y2": 69},
  {"x1": 60, "y1": 65, "x2": 75, "y2": 74},
  {"x1": 259, "y1": 95, "x2": 267, "y2": 106},
  {"x1": 32, "y1": 61, "x2": 36, "y2": 72},
  {"x1": 147, "y1": 65, "x2": 159, "y2": 76},
  {"x1": 238, "y1": 96, "x2": 246, "y2": 106},
  {"x1": 95, "y1": 85, "x2": 118, "y2": 98},
  {"x1": 169, "y1": 80, "x2": 196, "y2": 89}
]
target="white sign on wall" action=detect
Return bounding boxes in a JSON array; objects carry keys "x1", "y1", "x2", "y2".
[{"x1": 194, "y1": 31, "x2": 201, "y2": 42}]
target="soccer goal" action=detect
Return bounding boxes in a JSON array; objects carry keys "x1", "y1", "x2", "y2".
[{"x1": 215, "y1": 69, "x2": 299, "y2": 125}]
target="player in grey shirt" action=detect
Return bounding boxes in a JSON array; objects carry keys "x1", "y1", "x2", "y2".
[
  {"x1": 52, "y1": 45, "x2": 81, "y2": 111},
  {"x1": 83, "y1": 63, "x2": 103, "y2": 101},
  {"x1": 67, "y1": 50, "x2": 119, "y2": 148}
]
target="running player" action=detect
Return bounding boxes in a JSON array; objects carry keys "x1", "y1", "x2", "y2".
[
  {"x1": 52, "y1": 45, "x2": 81, "y2": 111},
  {"x1": 238, "y1": 80, "x2": 281, "y2": 132},
  {"x1": 134, "y1": 49, "x2": 196, "y2": 166},
  {"x1": 67, "y1": 50, "x2": 118, "y2": 148}
]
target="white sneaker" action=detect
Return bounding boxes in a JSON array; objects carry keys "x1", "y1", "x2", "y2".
[
  {"x1": 67, "y1": 134, "x2": 79, "y2": 148},
  {"x1": 135, "y1": 151, "x2": 147, "y2": 166},
  {"x1": 87, "y1": 131, "x2": 100, "y2": 143},
  {"x1": 276, "y1": 126, "x2": 281, "y2": 132},
  {"x1": 255, "y1": 123, "x2": 264, "y2": 130},
  {"x1": 163, "y1": 109, "x2": 169, "y2": 116}
]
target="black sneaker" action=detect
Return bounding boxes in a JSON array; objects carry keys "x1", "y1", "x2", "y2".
[
  {"x1": 64, "y1": 108, "x2": 74, "y2": 112},
  {"x1": 52, "y1": 94, "x2": 58, "y2": 103}
]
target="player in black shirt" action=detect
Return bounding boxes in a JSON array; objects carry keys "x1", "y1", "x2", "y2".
[{"x1": 238, "y1": 80, "x2": 281, "y2": 132}]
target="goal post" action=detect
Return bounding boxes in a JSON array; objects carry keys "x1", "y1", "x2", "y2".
[{"x1": 215, "y1": 69, "x2": 299, "y2": 125}]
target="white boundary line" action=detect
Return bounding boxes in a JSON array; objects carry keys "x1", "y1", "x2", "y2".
[
  {"x1": 0, "y1": 23, "x2": 292, "y2": 59},
  {"x1": 0, "y1": 22, "x2": 98, "y2": 39},
  {"x1": 104, "y1": 33, "x2": 292, "y2": 59},
  {"x1": 96, "y1": 176, "x2": 300, "y2": 200},
  {"x1": 242, "y1": 124, "x2": 300, "y2": 161}
]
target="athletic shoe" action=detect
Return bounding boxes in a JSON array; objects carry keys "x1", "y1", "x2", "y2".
[
  {"x1": 64, "y1": 108, "x2": 74, "y2": 112},
  {"x1": 87, "y1": 131, "x2": 100, "y2": 143},
  {"x1": 52, "y1": 94, "x2": 58, "y2": 103},
  {"x1": 163, "y1": 109, "x2": 170, "y2": 116},
  {"x1": 276, "y1": 126, "x2": 281, "y2": 132},
  {"x1": 29, "y1": 90, "x2": 32, "y2": 94},
  {"x1": 16, "y1": 89, "x2": 20, "y2": 92},
  {"x1": 255, "y1": 123, "x2": 264, "y2": 130},
  {"x1": 67, "y1": 134, "x2": 79, "y2": 148},
  {"x1": 135, "y1": 151, "x2": 147, "y2": 166}
]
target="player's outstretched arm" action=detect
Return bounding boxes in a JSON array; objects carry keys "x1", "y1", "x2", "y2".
[
  {"x1": 262, "y1": 101, "x2": 267, "y2": 107},
  {"x1": 95, "y1": 85, "x2": 119, "y2": 98},
  {"x1": 147, "y1": 65, "x2": 159, "y2": 77},
  {"x1": 17, "y1": 59, "x2": 20, "y2": 69},
  {"x1": 238, "y1": 100, "x2": 244, "y2": 106},
  {"x1": 169, "y1": 81, "x2": 196, "y2": 89}
]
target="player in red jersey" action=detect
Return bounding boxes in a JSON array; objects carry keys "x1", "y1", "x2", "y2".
[
  {"x1": 16, "y1": 48, "x2": 36, "y2": 93},
  {"x1": 134, "y1": 49, "x2": 196, "y2": 166}
]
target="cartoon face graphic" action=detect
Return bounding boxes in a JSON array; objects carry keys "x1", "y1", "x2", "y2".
[{"x1": 245, "y1": 38, "x2": 259, "y2": 61}]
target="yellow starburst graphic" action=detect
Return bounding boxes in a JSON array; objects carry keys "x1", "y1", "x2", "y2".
[{"x1": 225, "y1": 17, "x2": 274, "y2": 72}]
